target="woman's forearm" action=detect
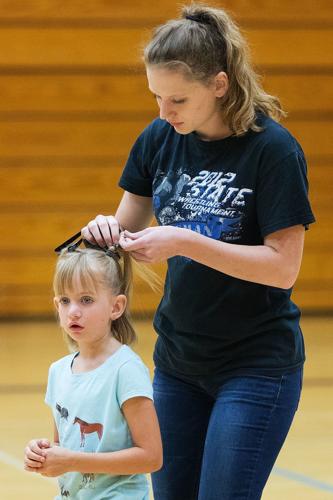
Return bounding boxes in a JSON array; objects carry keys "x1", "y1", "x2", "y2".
[
  {"x1": 115, "y1": 192, "x2": 154, "y2": 232},
  {"x1": 177, "y1": 226, "x2": 304, "y2": 289}
]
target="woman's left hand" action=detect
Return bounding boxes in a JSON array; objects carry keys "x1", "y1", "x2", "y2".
[
  {"x1": 38, "y1": 446, "x2": 73, "y2": 477},
  {"x1": 119, "y1": 226, "x2": 186, "y2": 263}
]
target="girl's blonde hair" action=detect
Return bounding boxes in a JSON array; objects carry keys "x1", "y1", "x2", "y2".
[
  {"x1": 144, "y1": 3, "x2": 286, "y2": 136},
  {"x1": 53, "y1": 247, "x2": 159, "y2": 351}
]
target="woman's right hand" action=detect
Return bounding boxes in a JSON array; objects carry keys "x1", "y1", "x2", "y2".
[{"x1": 81, "y1": 214, "x2": 122, "y2": 248}]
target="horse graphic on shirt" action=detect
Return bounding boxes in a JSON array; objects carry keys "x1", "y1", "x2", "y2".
[
  {"x1": 73, "y1": 417, "x2": 104, "y2": 447},
  {"x1": 56, "y1": 403, "x2": 69, "y2": 421},
  {"x1": 80, "y1": 473, "x2": 96, "y2": 490}
]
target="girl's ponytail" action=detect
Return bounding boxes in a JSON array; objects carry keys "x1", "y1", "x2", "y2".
[
  {"x1": 110, "y1": 249, "x2": 136, "y2": 345},
  {"x1": 111, "y1": 248, "x2": 161, "y2": 346}
]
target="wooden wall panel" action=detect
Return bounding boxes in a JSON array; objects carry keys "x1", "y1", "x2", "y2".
[
  {"x1": 0, "y1": 202, "x2": 331, "y2": 252},
  {"x1": 1, "y1": 211, "x2": 121, "y2": 252},
  {"x1": 0, "y1": 283, "x2": 162, "y2": 316},
  {"x1": 0, "y1": 29, "x2": 143, "y2": 66},
  {"x1": 248, "y1": 30, "x2": 333, "y2": 67},
  {"x1": 0, "y1": 165, "x2": 124, "y2": 205},
  {"x1": 2, "y1": 249, "x2": 331, "y2": 286},
  {"x1": 263, "y1": 75, "x2": 333, "y2": 116},
  {"x1": 0, "y1": 74, "x2": 332, "y2": 115},
  {"x1": 0, "y1": 255, "x2": 164, "y2": 316},
  {"x1": 0, "y1": 120, "x2": 331, "y2": 157},
  {"x1": 1, "y1": 254, "x2": 331, "y2": 315},
  {"x1": 0, "y1": 163, "x2": 331, "y2": 211},
  {"x1": 0, "y1": 255, "x2": 165, "y2": 286},
  {"x1": 298, "y1": 252, "x2": 333, "y2": 282},
  {"x1": 0, "y1": 0, "x2": 331, "y2": 23},
  {"x1": 0, "y1": 29, "x2": 332, "y2": 67},
  {"x1": 292, "y1": 289, "x2": 333, "y2": 310},
  {"x1": 1, "y1": 286, "x2": 329, "y2": 316},
  {"x1": 284, "y1": 122, "x2": 333, "y2": 158},
  {"x1": 0, "y1": 75, "x2": 152, "y2": 113},
  {"x1": 304, "y1": 213, "x2": 333, "y2": 250},
  {"x1": 0, "y1": 1, "x2": 332, "y2": 316},
  {"x1": 308, "y1": 166, "x2": 333, "y2": 210},
  {"x1": 0, "y1": 121, "x2": 151, "y2": 157}
]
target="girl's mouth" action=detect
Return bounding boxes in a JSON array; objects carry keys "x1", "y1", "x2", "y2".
[{"x1": 69, "y1": 324, "x2": 84, "y2": 332}]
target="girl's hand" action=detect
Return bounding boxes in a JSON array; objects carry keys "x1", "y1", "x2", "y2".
[
  {"x1": 81, "y1": 214, "x2": 122, "y2": 248},
  {"x1": 24, "y1": 438, "x2": 50, "y2": 472},
  {"x1": 38, "y1": 446, "x2": 73, "y2": 477},
  {"x1": 119, "y1": 226, "x2": 187, "y2": 263}
]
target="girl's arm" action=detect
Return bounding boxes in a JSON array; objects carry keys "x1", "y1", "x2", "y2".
[
  {"x1": 53, "y1": 423, "x2": 60, "y2": 446},
  {"x1": 81, "y1": 192, "x2": 153, "y2": 247},
  {"x1": 120, "y1": 224, "x2": 305, "y2": 289},
  {"x1": 36, "y1": 397, "x2": 162, "y2": 477}
]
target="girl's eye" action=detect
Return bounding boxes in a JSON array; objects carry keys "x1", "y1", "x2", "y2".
[
  {"x1": 59, "y1": 297, "x2": 70, "y2": 305},
  {"x1": 81, "y1": 296, "x2": 94, "y2": 304}
]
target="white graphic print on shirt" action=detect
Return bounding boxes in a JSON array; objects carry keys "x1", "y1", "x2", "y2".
[{"x1": 153, "y1": 166, "x2": 253, "y2": 242}]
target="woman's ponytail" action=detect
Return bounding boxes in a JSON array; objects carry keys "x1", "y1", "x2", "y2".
[{"x1": 144, "y1": 2, "x2": 286, "y2": 135}]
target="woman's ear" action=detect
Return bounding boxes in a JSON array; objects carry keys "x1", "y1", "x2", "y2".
[
  {"x1": 215, "y1": 71, "x2": 229, "y2": 98},
  {"x1": 110, "y1": 294, "x2": 127, "y2": 320}
]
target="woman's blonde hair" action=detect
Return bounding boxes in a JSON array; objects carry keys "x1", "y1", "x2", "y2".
[
  {"x1": 144, "y1": 2, "x2": 286, "y2": 136},
  {"x1": 53, "y1": 247, "x2": 160, "y2": 352}
]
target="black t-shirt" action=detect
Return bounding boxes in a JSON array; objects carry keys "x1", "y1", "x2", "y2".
[{"x1": 119, "y1": 114, "x2": 315, "y2": 378}]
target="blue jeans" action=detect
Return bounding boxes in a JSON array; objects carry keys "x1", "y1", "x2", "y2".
[{"x1": 152, "y1": 367, "x2": 302, "y2": 500}]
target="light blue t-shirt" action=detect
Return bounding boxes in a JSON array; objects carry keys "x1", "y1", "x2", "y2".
[{"x1": 45, "y1": 345, "x2": 153, "y2": 499}]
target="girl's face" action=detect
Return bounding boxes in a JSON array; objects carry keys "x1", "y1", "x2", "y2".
[
  {"x1": 146, "y1": 66, "x2": 229, "y2": 140},
  {"x1": 54, "y1": 275, "x2": 126, "y2": 347}
]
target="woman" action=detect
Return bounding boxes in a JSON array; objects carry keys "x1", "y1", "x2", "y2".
[{"x1": 82, "y1": 4, "x2": 315, "y2": 499}]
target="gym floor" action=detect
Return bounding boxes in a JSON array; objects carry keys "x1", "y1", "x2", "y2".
[{"x1": 0, "y1": 317, "x2": 332, "y2": 499}]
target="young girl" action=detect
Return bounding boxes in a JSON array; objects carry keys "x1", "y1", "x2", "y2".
[
  {"x1": 81, "y1": 3, "x2": 315, "y2": 499},
  {"x1": 24, "y1": 244, "x2": 162, "y2": 499}
]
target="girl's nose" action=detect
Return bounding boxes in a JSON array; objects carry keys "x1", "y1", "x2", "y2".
[{"x1": 68, "y1": 304, "x2": 82, "y2": 318}]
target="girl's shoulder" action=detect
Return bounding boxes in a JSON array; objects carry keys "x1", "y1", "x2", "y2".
[
  {"x1": 114, "y1": 346, "x2": 151, "y2": 381},
  {"x1": 114, "y1": 346, "x2": 153, "y2": 405},
  {"x1": 49, "y1": 352, "x2": 77, "y2": 373},
  {"x1": 48, "y1": 348, "x2": 147, "y2": 376},
  {"x1": 115, "y1": 345, "x2": 149, "y2": 371}
]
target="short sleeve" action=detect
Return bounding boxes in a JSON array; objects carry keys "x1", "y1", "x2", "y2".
[
  {"x1": 119, "y1": 126, "x2": 154, "y2": 197},
  {"x1": 116, "y1": 360, "x2": 154, "y2": 407},
  {"x1": 44, "y1": 365, "x2": 54, "y2": 407},
  {"x1": 256, "y1": 149, "x2": 315, "y2": 238}
]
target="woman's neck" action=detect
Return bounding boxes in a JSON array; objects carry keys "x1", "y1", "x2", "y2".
[
  {"x1": 196, "y1": 119, "x2": 232, "y2": 142},
  {"x1": 196, "y1": 125, "x2": 232, "y2": 142}
]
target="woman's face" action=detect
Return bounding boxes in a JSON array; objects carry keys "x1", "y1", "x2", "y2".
[{"x1": 146, "y1": 66, "x2": 229, "y2": 140}]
